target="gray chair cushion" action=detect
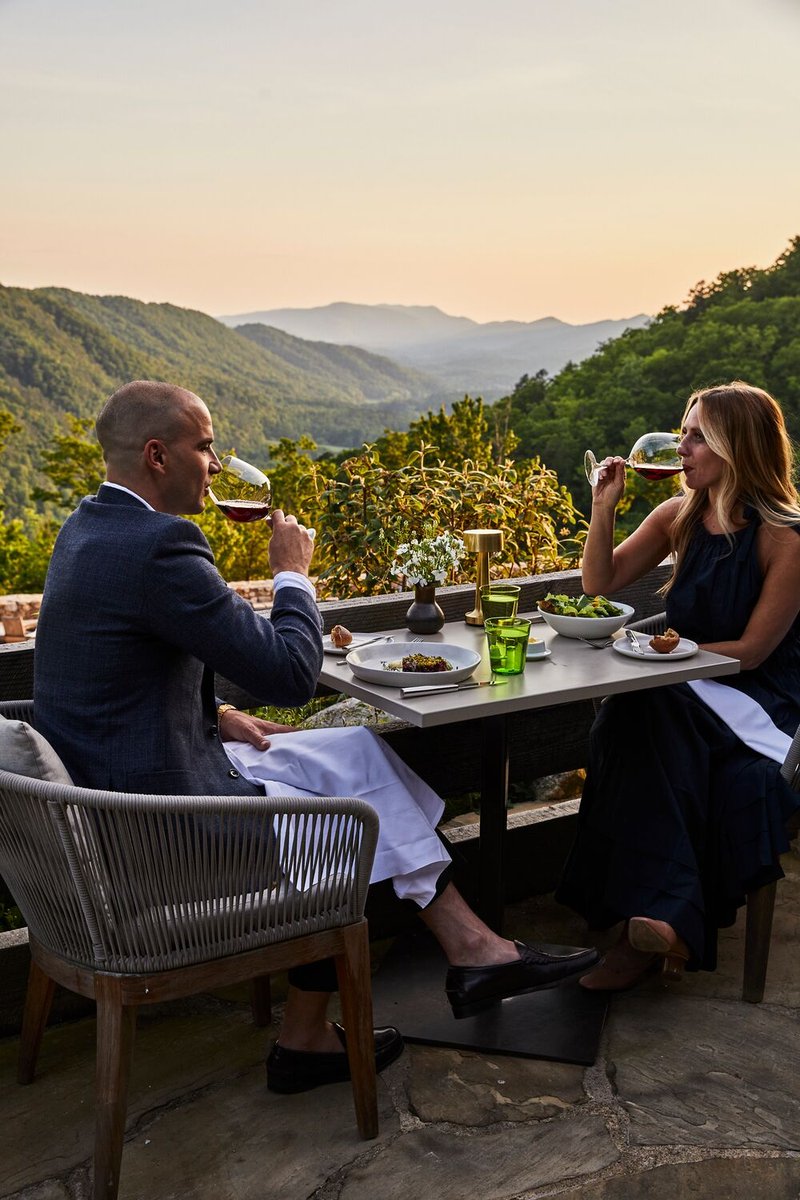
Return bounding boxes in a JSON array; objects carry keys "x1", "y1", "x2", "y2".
[{"x1": 0, "y1": 717, "x2": 74, "y2": 783}]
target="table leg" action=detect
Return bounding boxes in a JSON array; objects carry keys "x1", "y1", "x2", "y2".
[
  {"x1": 478, "y1": 713, "x2": 509, "y2": 931},
  {"x1": 372, "y1": 710, "x2": 609, "y2": 1063}
]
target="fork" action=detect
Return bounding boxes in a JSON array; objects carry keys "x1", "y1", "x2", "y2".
[
  {"x1": 333, "y1": 634, "x2": 394, "y2": 664},
  {"x1": 578, "y1": 636, "x2": 614, "y2": 649}
]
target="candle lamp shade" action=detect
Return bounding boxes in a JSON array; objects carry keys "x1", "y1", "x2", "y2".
[{"x1": 462, "y1": 529, "x2": 504, "y2": 625}]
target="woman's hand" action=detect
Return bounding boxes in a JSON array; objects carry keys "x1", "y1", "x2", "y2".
[
  {"x1": 218, "y1": 708, "x2": 295, "y2": 750},
  {"x1": 591, "y1": 457, "x2": 627, "y2": 509}
]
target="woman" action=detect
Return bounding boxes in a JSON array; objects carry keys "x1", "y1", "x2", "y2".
[{"x1": 555, "y1": 381, "x2": 800, "y2": 989}]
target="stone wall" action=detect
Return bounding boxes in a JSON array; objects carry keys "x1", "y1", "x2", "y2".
[{"x1": 0, "y1": 583, "x2": 274, "y2": 639}]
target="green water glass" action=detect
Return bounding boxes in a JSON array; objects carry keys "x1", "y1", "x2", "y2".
[
  {"x1": 480, "y1": 583, "x2": 520, "y2": 621},
  {"x1": 484, "y1": 616, "x2": 532, "y2": 675}
]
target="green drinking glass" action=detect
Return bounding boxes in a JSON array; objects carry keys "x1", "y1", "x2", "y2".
[
  {"x1": 484, "y1": 616, "x2": 532, "y2": 676},
  {"x1": 479, "y1": 583, "x2": 520, "y2": 621}
]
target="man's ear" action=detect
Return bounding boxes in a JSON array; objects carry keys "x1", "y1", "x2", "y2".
[{"x1": 144, "y1": 439, "x2": 166, "y2": 470}]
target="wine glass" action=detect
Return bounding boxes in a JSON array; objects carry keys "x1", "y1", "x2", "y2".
[
  {"x1": 584, "y1": 432, "x2": 683, "y2": 488},
  {"x1": 208, "y1": 455, "x2": 272, "y2": 522}
]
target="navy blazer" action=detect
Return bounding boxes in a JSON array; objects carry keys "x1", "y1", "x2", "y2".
[{"x1": 34, "y1": 486, "x2": 323, "y2": 794}]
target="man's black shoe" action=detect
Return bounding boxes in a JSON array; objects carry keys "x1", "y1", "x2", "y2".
[
  {"x1": 445, "y1": 941, "x2": 601, "y2": 1019},
  {"x1": 266, "y1": 1023, "x2": 404, "y2": 1094}
]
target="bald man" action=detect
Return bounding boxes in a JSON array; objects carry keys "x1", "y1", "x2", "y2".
[{"x1": 34, "y1": 380, "x2": 597, "y2": 1094}]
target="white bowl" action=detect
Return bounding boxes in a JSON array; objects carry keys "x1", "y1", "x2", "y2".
[
  {"x1": 345, "y1": 641, "x2": 481, "y2": 687},
  {"x1": 536, "y1": 601, "x2": 635, "y2": 639}
]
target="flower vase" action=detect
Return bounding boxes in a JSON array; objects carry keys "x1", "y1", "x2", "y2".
[{"x1": 405, "y1": 584, "x2": 445, "y2": 634}]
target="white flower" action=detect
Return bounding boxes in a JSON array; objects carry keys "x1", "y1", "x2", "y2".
[{"x1": 391, "y1": 530, "x2": 466, "y2": 587}]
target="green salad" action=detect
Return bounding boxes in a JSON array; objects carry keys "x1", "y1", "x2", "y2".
[{"x1": 538, "y1": 593, "x2": 623, "y2": 618}]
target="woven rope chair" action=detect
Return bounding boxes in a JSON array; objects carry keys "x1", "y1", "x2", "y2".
[
  {"x1": 0, "y1": 760, "x2": 380, "y2": 1200},
  {"x1": 628, "y1": 612, "x2": 800, "y2": 1001}
]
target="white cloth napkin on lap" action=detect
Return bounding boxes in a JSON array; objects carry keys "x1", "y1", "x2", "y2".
[
  {"x1": 687, "y1": 679, "x2": 792, "y2": 764},
  {"x1": 223, "y1": 725, "x2": 451, "y2": 906}
]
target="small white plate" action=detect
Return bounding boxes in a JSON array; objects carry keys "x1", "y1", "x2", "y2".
[
  {"x1": 322, "y1": 634, "x2": 392, "y2": 657},
  {"x1": 612, "y1": 636, "x2": 699, "y2": 661},
  {"x1": 525, "y1": 643, "x2": 551, "y2": 662},
  {"x1": 345, "y1": 641, "x2": 481, "y2": 687}
]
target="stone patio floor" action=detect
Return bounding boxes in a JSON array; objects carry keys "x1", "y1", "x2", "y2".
[{"x1": 1, "y1": 844, "x2": 799, "y2": 1200}]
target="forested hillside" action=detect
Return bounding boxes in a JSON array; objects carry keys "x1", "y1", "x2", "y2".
[
  {"x1": 0, "y1": 286, "x2": 446, "y2": 515},
  {"x1": 498, "y1": 237, "x2": 800, "y2": 504}
]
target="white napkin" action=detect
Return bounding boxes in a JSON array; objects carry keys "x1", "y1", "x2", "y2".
[{"x1": 687, "y1": 679, "x2": 792, "y2": 764}]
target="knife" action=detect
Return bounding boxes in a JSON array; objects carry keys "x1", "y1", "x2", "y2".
[
  {"x1": 624, "y1": 628, "x2": 645, "y2": 655},
  {"x1": 401, "y1": 680, "x2": 500, "y2": 697}
]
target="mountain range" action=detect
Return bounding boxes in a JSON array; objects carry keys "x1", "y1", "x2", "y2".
[
  {"x1": 218, "y1": 302, "x2": 651, "y2": 397},
  {"x1": 0, "y1": 285, "x2": 447, "y2": 516}
]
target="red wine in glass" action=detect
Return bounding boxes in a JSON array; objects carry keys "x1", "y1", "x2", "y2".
[
  {"x1": 630, "y1": 463, "x2": 684, "y2": 481},
  {"x1": 209, "y1": 456, "x2": 272, "y2": 521},
  {"x1": 584, "y1": 432, "x2": 683, "y2": 487},
  {"x1": 214, "y1": 499, "x2": 272, "y2": 522}
]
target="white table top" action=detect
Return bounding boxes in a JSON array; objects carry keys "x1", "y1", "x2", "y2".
[{"x1": 318, "y1": 612, "x2": 741, "y2": 728}]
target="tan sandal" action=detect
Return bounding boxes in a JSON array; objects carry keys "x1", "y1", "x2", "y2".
[
  {"x1": 628, "y1": 917, "x2": 690, "y2": 981},
  {"x1": 578, "y1": 930, "x2": 658, "y2": 992}
]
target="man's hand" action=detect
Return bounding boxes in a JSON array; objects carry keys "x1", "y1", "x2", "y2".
[
  {"x1": 268, "y1": 509, "x2": 315, "y2": 575},
  {"x1": 218, "y1": 707, "x2": 295, "y2": 750}
]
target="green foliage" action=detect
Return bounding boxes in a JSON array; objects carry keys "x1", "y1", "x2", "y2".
[
  {"x1": 249, "y1": 693, "x2": 343, "y2": 726},
  {"x1": 0, "y1": 896, "x2": 23, "y2": 932},
  {"x1": 499, "y1": 236, "x2": 800, "y2": 530},
  {"x1": 0, "y1": 405, "x2": 61, "y2": 591},
  {"x1": 0, "y1": 392, "x2": 579, "y2": 597},
  {"x1": 5, "y1": 237, "x2": 800, "y2": 594},
  {"x1": 0, "y1": 516, "x2": 59, "y2": 593},
  {"x1": 0, "y1": 283, "x2": 451, "y2": 520},
  {"x1": 33, "y1": 416, "x2": 106, "y2": 509},
  {"x1": 264, "y1": 396, "x2": 580, "y2": 598},
  {"x1": 0, "y1": 875, "x2": 23, "y2": 931}
]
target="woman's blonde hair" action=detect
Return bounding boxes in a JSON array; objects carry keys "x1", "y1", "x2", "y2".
[{"x1": 665, "y1": 381, "x2": 800, "y2": 591}]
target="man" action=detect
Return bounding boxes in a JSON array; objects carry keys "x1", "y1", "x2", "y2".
[{"x1": 34, "y1": 380, "x2": 598, "y2": 1093}]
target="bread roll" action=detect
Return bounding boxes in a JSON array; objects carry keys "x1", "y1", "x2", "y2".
[{"x1": 649, "y1": 628, "x2": 681, "y2": 654}]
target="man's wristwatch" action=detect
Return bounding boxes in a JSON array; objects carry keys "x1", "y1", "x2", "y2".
[{"x1": 217, "y1": 703, "x2": 237, "y2": 719}]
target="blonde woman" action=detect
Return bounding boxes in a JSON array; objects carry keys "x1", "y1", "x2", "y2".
[{"x1": 556, "y1": 382, "x2": 800, "y2": 989}]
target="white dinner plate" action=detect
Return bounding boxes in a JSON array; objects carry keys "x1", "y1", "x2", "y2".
[
  {"x1": 612, "y1": 636, "x2": 699, "y2": 661},
  {"x1": 345, "y1": 641, "x2": 481, "y2": 687},
  {"x1": 322, "y1": 633, "x2": 394, "y2": 656}
]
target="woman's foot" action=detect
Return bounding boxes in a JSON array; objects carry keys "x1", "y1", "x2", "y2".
[
  {"x1": 578, "y1": 930, "x2": 658, "y2": 992},
  {"x1": 628, "y1": 917, "x2": 689, "y2": 980}
]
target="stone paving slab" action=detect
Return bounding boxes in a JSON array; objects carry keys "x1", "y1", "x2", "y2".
[
  {"x1": 1, "y1": 861, "x2": 798, "y2": 1200},
  {"x1": 608, "y1": 992, "x2": 800, "y2": 1150},
  {"x1": 0, "y1": 997, "x2": 269, "y2": 1195},
  {"x1": 564, "y1": 1156, "x2": 800, "y2": 1198},
  {"x1": 407, "y1": 1044, "x2": 585, "y2": 1125},
  {"x1": 116, "y1": 1064, "x2": 399, "y2": 1200},
  {"x1": 337, "y1": 1114, "x2": 619, "y2": 1200}
]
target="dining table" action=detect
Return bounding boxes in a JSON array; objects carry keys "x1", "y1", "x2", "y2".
[
  {"x1": 319, "y1": 613, "x2": 740, "y2": 925},
  {"x1": 318, "y1": 613, "x2": 741, "y2": 1063}
]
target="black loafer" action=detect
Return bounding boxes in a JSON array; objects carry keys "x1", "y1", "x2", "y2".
[
  {"x1": 445, "y1": 941, "x2": 601, "y2": 1019},
  {"x1": 266, "y1": 1023, "x2": 404, "y2": 1094}
]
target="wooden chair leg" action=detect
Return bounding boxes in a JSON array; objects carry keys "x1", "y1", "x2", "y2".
[
  {"x1": 743, "y1": 881, "x2": 778, "y2": 1003},
  {"x1": 94, "y1": 976, "x2": 137, "y2": 1200},
  {"x1": 335, "y1": 921, "x2": 378, "y2": 1140},
  {"x1": 249, "y1": 974, "x2": 272, "y2": 1027},
  {"x1": 17, "y1": 958, "x2": 56, "y2": 1084}
]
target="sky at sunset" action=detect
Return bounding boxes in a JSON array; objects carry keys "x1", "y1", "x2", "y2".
[{"x1": 2, "y1": 0, "x2": 799, "y2": 325}]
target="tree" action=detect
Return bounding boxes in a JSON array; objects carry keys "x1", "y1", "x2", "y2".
[{"x1": 33, "y1": 416, "x2": 106, "y2": 509}]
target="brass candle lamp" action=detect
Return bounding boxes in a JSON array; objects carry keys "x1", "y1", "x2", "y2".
[{"x1": 463, "y1": 529, "x2": 504, "y2": 625}]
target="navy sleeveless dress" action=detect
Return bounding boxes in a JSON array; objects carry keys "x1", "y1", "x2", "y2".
[{"x1": 555, "y1": 512, "x2": 800, "y2": 970}]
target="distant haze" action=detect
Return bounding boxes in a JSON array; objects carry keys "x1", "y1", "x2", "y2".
[{"x1": 218, "y1": 303, "x2": 651, "y2": 398}]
